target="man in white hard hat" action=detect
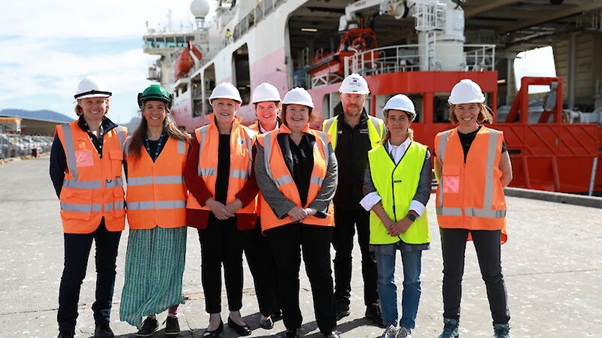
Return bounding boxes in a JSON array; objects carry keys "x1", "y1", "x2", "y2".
[
  {"x1": 322, "y1": 73, "x2": 385, "y2": 326},
  {"x1": 50, "y1": 76, "x2": 127, "y2": 338}
]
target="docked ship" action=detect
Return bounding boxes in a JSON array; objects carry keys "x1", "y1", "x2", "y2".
[{"x1": 142, "y1": 0, "x2": 602, "y2": 195}]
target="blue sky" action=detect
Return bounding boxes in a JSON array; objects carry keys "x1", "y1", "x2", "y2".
[
  {"x1": 0, "y1": 1, "x2": 554, "y2": 124},
  {"x1": 0, "y1": 0, "x2": 205, "y2": 124}
]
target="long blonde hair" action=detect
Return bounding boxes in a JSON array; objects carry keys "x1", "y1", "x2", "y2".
[{"x1": 381, "y1": 110, "x2": 414, "y2": 145}]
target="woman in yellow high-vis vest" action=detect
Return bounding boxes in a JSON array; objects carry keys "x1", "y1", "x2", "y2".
[
  {"x1": 360, "y1": 95, "x2": 431, "y2": 338},
  {"x1": 184, "y1": 83, "x2": 258, "y2": 337},
  {"x1": 119, "y1": 85, "x2": 191, "y2": 337},
  {"x1": 434, "y1": 79, "x2": 513, "y2": 338},
  {"x1": 255, "y1": 88, "x2": 339, "y2": 338}
]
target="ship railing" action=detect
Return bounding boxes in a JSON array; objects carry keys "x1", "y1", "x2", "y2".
[
  {"x1": 232, "y1": 0, "x2": 286, "y2": 44},
  {"x1": 311, "y1": 74, "x2": 344, "y2": 88},
  {"x1": 464, "y1": 44, "x2": 496, "y2": 71},
  {"x1": 188, "y1": 49, "x2": 219, "y2": 77},
  {"x1": 345, "y1": 44, "x2": 496, "y2": 76}
]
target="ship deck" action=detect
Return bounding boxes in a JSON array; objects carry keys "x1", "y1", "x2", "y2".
[{"x1": 1, "y1": 157, "x2": 600, "y2": 337}]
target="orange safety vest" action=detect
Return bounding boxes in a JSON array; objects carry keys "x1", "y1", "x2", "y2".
[
  {"x1": 248, "y1": 120, "x2": 280, "y2": 217},
  {"x1": 125, "y1": 136, "x2": 189, "y2": 229},
  {"x1": 434, "y1": 127, "x2": 508, "y2": 243},
  {"x1": 186, "y1": 115, "x2": 256, "y2": 214},
  {"x1": 55, "y1": 120, "x2": 127, "y2": 234},
  {"x1": 257, "y1": 124, "x2": 334, "y2": 232}
]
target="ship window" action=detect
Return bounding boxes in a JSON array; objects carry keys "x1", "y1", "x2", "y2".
[
  {"x1": 405, "y1": 93, "x2": 423, "y2": 123},
  {"x1": 265, "y1": 0, "x2": 273, "y2": 15},
  {"x1": 233, "y1": 24, "x2": 241, "y2": 41},
  {"x1": 433, "y1": 93, "x2": 450, "y2": 123},
  {"x1": 233, "y1": 44, "x2": 251, "y2": 105},
  {"x1": 201, "y1": 65, "x2": 215, "y2": 117},
  {"x1": 322, "y1": 93, "x2": 341, "y2": 120},
  {"x1": 176, "y1": 36, "x2": 185, "y2": 47},
  {"x1": 256, "y1": 5, "x2": 264, "y2": 21},
  {"x1": 146, "y1": 40, "x2": 154, "y2": 48},
  {"x1": 155, "y1": 39, "x2": 165, "y2": 48},
  {"x1": 248, "y1": 13, "x2": 255, "y2": 28},
  {"x1": 166, "y1": 37, "x2": 176, "y2": 48}
]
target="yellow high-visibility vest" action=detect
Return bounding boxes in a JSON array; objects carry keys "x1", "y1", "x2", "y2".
[{"x1": 368, "y1": 141, "x2": 430, "y2": 245}]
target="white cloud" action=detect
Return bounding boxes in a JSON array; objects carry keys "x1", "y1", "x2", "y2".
[
  {"x1": 0, "y1": 0, "x2": 197, "y2": 38},
  {"x1": 0, "y1": 0, "x2": 215, "y2": 124}
]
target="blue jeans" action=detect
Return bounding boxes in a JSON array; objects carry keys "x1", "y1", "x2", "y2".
[{"x1": 375, "y1": 249, "x2": 423, "y2": 329}]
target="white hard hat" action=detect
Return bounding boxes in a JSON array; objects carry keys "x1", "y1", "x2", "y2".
[
  {"x1": 384, "y1": 94, "x2": 415, "y2": 114},
  {"x1": 209, "y1": 82, "x2": 242, "y2": 102},
  {"x1": 74, "y1": 76, "x2": 112, "y2": 99},
  {"x1": 339, "y1": 73, "x2": 369, "y2": 95},
  {"x1": 448, "y1": 79, "x2": 485, "y2": 105},
  {"x1": 282, "y1": 87, "x2": 314, "y2": 108},
  {"x1": 252, "y1": 82, "x2": 281, "y2": 103}
]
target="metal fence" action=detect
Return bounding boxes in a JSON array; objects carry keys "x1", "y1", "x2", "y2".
[{"x1": 0, "y1": 133, "x2": 53, "y2": 160}]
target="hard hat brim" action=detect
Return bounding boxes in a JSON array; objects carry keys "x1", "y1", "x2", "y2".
[
  {"x1": 74, "y1": 90, "x2": 112, "y2": 100},
  {"x1": 339, "y1": 89, "x2": 370, "y2": 95},
  {"x1": 209, "y1": 96, "x2": 242, "y2": 103},
  {"x1": 283, "y1": 101, "x2": 314, "y2": 109},
  {"x1": 251, "y1": 98, "x2": 281, "y2": 103},
  {"x1": 448, "y1": 98, "x2": 485, "y2": 105}
]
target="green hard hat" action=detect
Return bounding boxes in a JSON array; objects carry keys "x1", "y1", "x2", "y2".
[{"x1": 138, "y1": 84, "x2": 173, "y2": 109}]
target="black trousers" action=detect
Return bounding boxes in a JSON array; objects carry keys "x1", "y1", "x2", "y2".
[
  {"x1": 266, "y1": 223, "x2": 336, "y2": 334},
  {"x1": 244, "y1": 219, "x2": 280, "y2": 317},
  {"x1": 440, "y1": 228, "x2": 511, "y2": 324},
  {"x1": 332, "y1": 207, "x2": 379, "y2": 307},
  {"x1": 198, "y1": 214, "x2": 245, "y2": 313},
  {"x1": 58, "y1": 219, "x2": 121, "y2": 333}
]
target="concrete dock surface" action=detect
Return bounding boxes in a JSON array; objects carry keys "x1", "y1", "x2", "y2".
[{"x1": 1, "y1": 157, "x2": 601, "y2": 337}]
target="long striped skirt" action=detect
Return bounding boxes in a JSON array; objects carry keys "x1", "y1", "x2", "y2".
[{"x1": 120, "y1": 226, "x2": 187, "y2": 328}]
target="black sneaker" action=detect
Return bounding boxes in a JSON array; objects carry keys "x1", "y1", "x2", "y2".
[
  {"x1": 137, "y1": 317, "x2": 159, "y2": 337},
  {"x1": 365, "y1": 303, "x2": 385, "y2": 328},
  {"x1": 95, "y1": 323, "x2": 115, "y2": 338},
  {"x1": 165, "y1": 316, "x2": 181, "y2": 336},
  {"x1": 57, "y1": 331, "x2": 74, "y2": 338}
]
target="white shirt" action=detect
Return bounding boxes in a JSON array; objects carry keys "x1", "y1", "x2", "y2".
[
  {"x1": 259, "y1": 121, "x2": 280, "y2": 134},
  {"x1": 359, "y1": 138, "x2": 426, "y2": 218}
]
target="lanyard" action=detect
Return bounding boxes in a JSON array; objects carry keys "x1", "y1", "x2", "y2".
[{"x1": 145, "y1": 133, "x2": 164, "y2": 161}]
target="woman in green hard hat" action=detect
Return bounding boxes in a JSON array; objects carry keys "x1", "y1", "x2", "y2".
[{"x1": 119, "y1": 84, "x2": 191, "y2": 337}]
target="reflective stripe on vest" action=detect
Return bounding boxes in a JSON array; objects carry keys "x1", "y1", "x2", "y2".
[
  {"x1": 434, "y1": 127, "x2": 507, "y2": 243},
  {"x1": 127, "y1": 200, "x2": 187, "y2": 210},
  {"x1": 62, "y1": 124, "x2": 127, "y2": 189},
  {"x1": 186, "y1": 115, "x2": 256, "y2": 214},
  {"x1": 259, "y1": 126, "x2": 334, "y2": 231},
  {"x1": 196, "y1": 125, "x2": 254, "y2": 181},
  {"x1": 125, "y1": 137, "x2": 189, "y2": 229},
  {"x1": 57, "y1": 121, "x2": 126, "y2": 234},
  {"x1": 436, "y1": 129, "x2": 503, "y2": 218}
]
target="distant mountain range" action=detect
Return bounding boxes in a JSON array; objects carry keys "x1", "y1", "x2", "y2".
[
  {"x1": 1, "y1": 109, "x2": 142, "y2": 134},
  {"x1": 0, "y1": 109, "x2": 73, "y2": 123},
  {"x1": 123, "y1": 116, "x2": 141, "y2": 132}
]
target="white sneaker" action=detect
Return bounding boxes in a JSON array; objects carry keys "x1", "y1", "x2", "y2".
[
  {"x1": 395, "y1": 327, "x2": 412, "y2": 338},
  {"x1": 381, "y1": 325, "x2": 398, "y2": 338}
]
